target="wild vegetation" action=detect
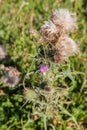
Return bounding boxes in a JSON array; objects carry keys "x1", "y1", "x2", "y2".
[{"x1": 0, "y1": 0, "x2": 87, "y2": 130}]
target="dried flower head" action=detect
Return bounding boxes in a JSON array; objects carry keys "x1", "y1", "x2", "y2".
[
  {"x1": 53, "y1": 49, "x2": 68, "y2": 63},
  {"x1": 40, "y1": 20, "x2": 60, "y2": 44},
  {"x1": 0, "y1": 45, "x2": 7, "y2": 61},
  {"x1": 50, "y1": 8, "x2": 77, "y2": 33},
  {"x1": 2, "y1": 66, "x2": 21, "y2": 87},
  {"x1": 40, "y1": 8, "x2": 78, "y2": 63},
  {"x1": 56, "y1": 36, "x2": 78, "y2": 56}
]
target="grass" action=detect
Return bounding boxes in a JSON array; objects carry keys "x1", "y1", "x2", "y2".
[{"x1": 0, "y1": 0, "x2": 87, "y2": 130}]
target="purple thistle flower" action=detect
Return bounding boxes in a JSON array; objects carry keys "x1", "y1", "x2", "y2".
[{"x1": 39, "y1": 64, "x2": 49, "y2": 74}]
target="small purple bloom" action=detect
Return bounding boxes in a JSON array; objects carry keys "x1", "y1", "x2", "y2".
[{"x1": 39, "y1": 64, "x2": 49, "y2": 74}]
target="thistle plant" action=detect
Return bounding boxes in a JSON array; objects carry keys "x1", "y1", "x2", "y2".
[
  {"x1": 24, "y1": 8, "x2": 79, "y2": 99},
  {"x1": 23, "y1": 9, "x2": 80, "y2": 128}
]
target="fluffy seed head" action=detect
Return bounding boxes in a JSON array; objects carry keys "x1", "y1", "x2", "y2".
[
  {"x1": 3, "y1": 66, "x2": 21, "y2": 87},
  {"x1": 50, "y1": 8, "x2": 77, "y2": 33},
  {"x1": 0, "y1": 45, "x2": 7, "y2": 61},
  {"x1": 53, "y1": 49, "x2": 68, "y2": 63},
  {"x1": 40, "y1": 20, "x2": 61, "y2": 44},
  {"x1": 40, "y1": 8, "x2": 78, "y2": 63},
  {"x1": 56, "y1": 36, "x2": 78, "y2": 56}
]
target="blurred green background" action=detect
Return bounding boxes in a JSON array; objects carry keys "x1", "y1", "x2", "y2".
[{"x1": 0, "y1": 0, "x2": 87, "y2": 130}]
